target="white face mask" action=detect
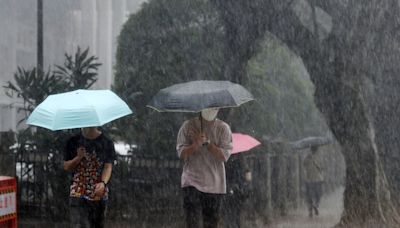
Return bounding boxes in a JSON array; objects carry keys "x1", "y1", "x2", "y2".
[{"x1": 201, "y1": 108, "x2": 219, "y2": 121}]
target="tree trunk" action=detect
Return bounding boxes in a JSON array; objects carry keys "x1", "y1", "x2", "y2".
[
  {"x1": 300, "y1": 37, "x2": 400, "y2": 226},
  {"x1": 331, "y1": 89, "x2": 399, "y2": 227},
  {"x1": 332, "y1": 89, "x2": 398, "y2": 226}
]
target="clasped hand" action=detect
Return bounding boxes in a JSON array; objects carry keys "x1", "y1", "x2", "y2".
[
  {"x1": 77, "y1": 146, "x2": 86, "y2": 159},
  {"x1": 94, "y1": 182, "x2": 106, "y2": 197},
  {"x1": 192, "y1": 131, "x2": 210, "y2": 147}
]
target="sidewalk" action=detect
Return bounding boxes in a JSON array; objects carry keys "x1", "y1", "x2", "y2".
[
  {"x1": 269, "y1": 187, "x2": 344, "y2": 228},
  {"x1": 18, "y1": 187, "x2": 344, "y2": 228}
]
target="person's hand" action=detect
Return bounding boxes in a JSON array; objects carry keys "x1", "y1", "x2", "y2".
[
  {"x1": 201, "y1": 133, "x2": 211, "y2": 146},
  {"x1": 192, "y1": 132, "x2": 208, "y2": 147},
  {"x1": 189, "y1": 126, "x2": 210, "y2": 148},
  {"x1": 245, "y1": 171, "x2": 252, "y2": 182},
  {"x1": 198, "y1": 133, "x2": 210, "y2": 147},
  {"x1": 94, "y1": 182, "x2": 106, "y2": 197},
  {"x1": 76, "y1": 146, "x2": 86, "y2": 159},
  {"x1": 199, "y1": 133, "x2": 210, "y2": 146}
]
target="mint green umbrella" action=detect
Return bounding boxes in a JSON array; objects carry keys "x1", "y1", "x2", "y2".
[{"x1": 26, "y1": 89, "x2": 133, "y2": 130}]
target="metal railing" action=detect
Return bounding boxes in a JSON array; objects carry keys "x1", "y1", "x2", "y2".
[{"x1": 13, "y1": 146, "x2": 343, "y2": 225}]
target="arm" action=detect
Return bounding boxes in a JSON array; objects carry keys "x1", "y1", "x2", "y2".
[
  {"x1": 240, "y1": 154, "x2": 252, "y2": 182},
  {"x1": 63, "y1": 146, "x2": 85, "y2": 171},
  {"x1": 180, "y1": 142, "x2": 201, "y2": 160},
  {"x1": 208, "y1": 122, "x2": 232, "y2": 162},
  {"x1": 94, "y1": 138, "x2": 116, "y2": 197},
  {"x1": 94, "y1": 163, "x2": 113, "y2": 196},
  {"x1": 244, "y1": 171, "x2": 252, "y2": 182},
  {"x1": 207, "y1": 143, "x2": 227, "y2": 162},
  {"x1": 101, "y1": 163, "x2": 113, "y2": 184},
  {"x1": 177, "y1": 121, "x2": 203, "y2": 160}
]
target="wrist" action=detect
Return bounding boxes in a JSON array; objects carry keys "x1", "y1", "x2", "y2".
[
  {"x1": 101, "y1": 180, "x2": 107, "y2": 187},
  {"x1": 191, "y1": 142, "x2": 201, "y2": 149},
  {"x1": 206, "y1": 141, "x2": 214, "y2": 150}
]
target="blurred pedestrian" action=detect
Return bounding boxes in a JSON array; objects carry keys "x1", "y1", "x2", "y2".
[
  {"x1": 303, "y1": 145, "x2": 324, "y2": 218},
  {"x1": 223, "y1": 153, "x2": 252, "y2": 228},
  {"x1": 64, "y1": 127, "x2": 116, "y2": 228},
  {"x1": 177, "y1": 108, "x2": 233, "y2": 228}
]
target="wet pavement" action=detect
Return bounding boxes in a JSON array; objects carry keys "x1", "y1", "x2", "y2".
[
  {"x1": 268, "y1": 187, "x2": 344, "y2": 228},
  {"x1": 18, "y1": 187, "x2": 344, "y2": 228}
]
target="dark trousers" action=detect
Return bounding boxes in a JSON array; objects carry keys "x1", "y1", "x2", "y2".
[
  {"x1": 305, "y1": 182, "x2": 323, "y2": 212},
  {"x1": 69, "y1": 197, "x2": 107, "y2": 228},
  {"x1": 183, "y1": 186, "x2": 222, "y2": 228}
]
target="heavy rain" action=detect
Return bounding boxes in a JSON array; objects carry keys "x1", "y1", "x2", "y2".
[{"x1": 0, "y1": 0, "x2": 399, "y2": 228}]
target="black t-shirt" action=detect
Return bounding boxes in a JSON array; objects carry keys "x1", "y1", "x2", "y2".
[
  {"x1": 64, "y1": 133, "x2": 116, "y2": 163},
  {"x1": 64, "y1": 133, "x2": 116, "y2": 200}
]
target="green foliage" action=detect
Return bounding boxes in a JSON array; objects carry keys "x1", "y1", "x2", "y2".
[
  {"x1": 4, "y1": 67, "x2": 67, "y2": 114},
  {"x1": 114, "y1": 0, "x2": 225, "y2": 157},
  {"x1": 4, "y1": 46, "x2": 101, "y2": 115},
  {"x1": 240, "y1": 37, "x2": 327, "y2": 140},
  {"x1": 114, "y1": 0, "x2": 328, "y2": 156},
  {"x1": 55, "y1": 47, "x2": 101, "y2": 89}
]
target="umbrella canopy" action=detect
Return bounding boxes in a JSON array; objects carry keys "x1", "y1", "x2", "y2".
[
  {"x1": 147, "y1": 80, "x2": 254, "y2": 112},
  {"x1": 232, "y1": 133, "x2": 261, "y2": 154},
  {"x1": 26, "y1": 89, "x2": 133, "y2": 130},
  {"x1": 290, "y1": 136, "x2": 333, "y2": 150}
]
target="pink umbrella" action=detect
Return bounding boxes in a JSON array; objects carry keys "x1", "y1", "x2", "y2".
[{"x1": 231, "y1": 133, "x2": 261, "y2": 154}]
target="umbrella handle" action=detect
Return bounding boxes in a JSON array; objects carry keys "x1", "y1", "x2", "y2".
[
  {"x1": 199, "y1": 113, "x2": 203, "y2": 133},
  {"x1": 79, "y1": 135, "x2": 88, "y2": 149}
]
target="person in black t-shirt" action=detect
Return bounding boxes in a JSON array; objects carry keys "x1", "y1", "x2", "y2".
[{"x1": 64, "y1": 127, "x2": 116, "y2": 228}]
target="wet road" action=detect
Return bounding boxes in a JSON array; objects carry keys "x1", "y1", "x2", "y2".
[{"x1": 269, "y1": 187, "x2": 344, "y2": 228}]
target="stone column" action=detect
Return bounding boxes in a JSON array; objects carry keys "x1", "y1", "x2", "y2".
[
  {"x1": 112, "y1": 0, "x2": 127, "y2": 66},
  {"x1": 80, "y1": 0, "x2": 97, "y2": 51},
  {"x1": 95, "y1": 0, "x2": 113, "y2": 89}
]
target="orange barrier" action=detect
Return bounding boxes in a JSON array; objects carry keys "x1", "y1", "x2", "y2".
[{"x1": 0, "y1": 176, "x2": 17, "y2": 228}]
